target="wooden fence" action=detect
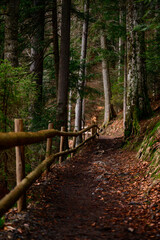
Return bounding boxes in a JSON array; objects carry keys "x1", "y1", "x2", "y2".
[{"x1": 0, "y1": 120, "x2": 98, "y2": 218}]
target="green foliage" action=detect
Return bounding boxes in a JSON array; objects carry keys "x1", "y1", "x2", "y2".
[
  {"x1": 0, "y1": 216, "x2": 5, "y2": 228},
  {"x1": 112, "y1": 76, "x2": 124, "y2": 111},
  {"x1": 0, "y1": 18, "x2": 4, "y2": 58},
  {"x1": 0, "y1": 60, "x2": 36, "y2": 131},
  {"x1": 25, "y1": 163, "x2": 32, "y2": 174},
  {"x1": 69, "y1": 47, "x2": 81, "y2": 91}
]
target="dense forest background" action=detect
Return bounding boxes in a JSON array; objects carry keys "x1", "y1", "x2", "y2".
[{"x1": 0, "y1": 0, "x2": 160, "y2": 192}]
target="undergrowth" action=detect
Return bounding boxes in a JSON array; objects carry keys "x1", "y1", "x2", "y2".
[{"x1": 137, "y1": 120, "x2": 160, "y2": 180}]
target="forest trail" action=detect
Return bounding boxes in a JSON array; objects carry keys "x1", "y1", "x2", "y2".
[{"x1": 0, "y1": 136, "x2": 160, "y2": 240}]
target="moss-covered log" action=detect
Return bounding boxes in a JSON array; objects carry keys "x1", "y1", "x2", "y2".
[{"x1": 0, "y1": 124, "x2": 97, "y2": 150}]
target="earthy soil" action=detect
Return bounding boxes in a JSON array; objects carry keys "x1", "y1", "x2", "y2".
[{"x1": 0, "y1": 135, "x2": 160, "y2": 240}]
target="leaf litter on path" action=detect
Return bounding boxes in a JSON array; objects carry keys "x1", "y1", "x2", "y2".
[{"x1": 0, "y1": 136, "x2": 160, "y2": 239}]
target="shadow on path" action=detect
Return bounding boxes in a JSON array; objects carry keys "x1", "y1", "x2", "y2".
[{"x1": 0, "y1": 137, "x2": 160, "y2": 239}]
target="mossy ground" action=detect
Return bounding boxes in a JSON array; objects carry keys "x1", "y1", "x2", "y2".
[{"x1": 137, "y1": 121, "x2": 160, "y2": 179}]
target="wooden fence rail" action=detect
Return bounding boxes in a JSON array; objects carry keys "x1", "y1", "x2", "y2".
[
  {"x1": 0, "y1": 124, "x2": 97, "y2": 150},
  {"x1": 0, "y1": 123, "x2": 98, "y2": 218}
]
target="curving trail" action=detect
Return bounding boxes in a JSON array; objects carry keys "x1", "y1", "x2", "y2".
[{"x1": 0, "y1": 136, "x2": 160, "y2": 239}]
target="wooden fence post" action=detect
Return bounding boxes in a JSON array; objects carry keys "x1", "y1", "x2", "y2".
[
  {"x1": 91, "y1": 120, "x2": 97, "y2": 139},
  {"x1": 91, "y1": 120, "x2": 94, "y2": 137},
  {"x1": 45, "y1": 122, "x2": 54, "y2": 174},
  {"x1": 71, "y1": 129, "x2": 77, "y2": 158},
  {"x1": 59, "y1": 126, "x2": 65, "y2": 163},
  {"x1": 94, "y1": 120, "x2": 97, "y2": 138},
  {"x1": 14, "y1": 119, "x2": 26, "y2": 212}
]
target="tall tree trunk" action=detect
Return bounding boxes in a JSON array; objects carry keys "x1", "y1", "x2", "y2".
[
  {"x1": 68, "y1": 90, "x2": 72, "y2": 132},
  {"x1": 4, "y1": 0, "x2": 19, "y2": 67},
  {"x1": 75, "y1": 0, "x2": 89, "y2": 145},
  {"x1": 123, "y1": 41, "x2": 127, "y2": 129},
  {"x1": 153, "y1": 0, "x2": 160, "y2": 100},
  {"x1": 52, "y1": 0, "x2": 59, "y2": 92},
  {"x1": 3, "y1": 0, "x2": 19, "y2": 132},
  {"x1": 118, "y1": 1, "x2": 124, "y2": 80},
  {"x1": 57, "y1": 0, "x2": 71, "y2": 132},
  {"x1": 3, "y1": 0, "x2": 19, "y2": 186},
  {"x1": 30, "y1": 0, "x2": 45, "y2": 127},
  {"x1": 125, "y1": 0, "x2": 152, "y2": 138},
  {"x1": 100, "y1": 34, "x2": 116, "y2": 127}
]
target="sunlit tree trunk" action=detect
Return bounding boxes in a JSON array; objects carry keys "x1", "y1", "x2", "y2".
[
  {"x1": 30, "y1": 0, "x2": 45, "y2": 126},
  {"x1": 68, "y1": 90, "x2": 72, "y2": 131},
  {"x1": 123, "y1": 42, "x2": 127, "y2": 128},
  {"x1": 100, "y1": 34, "x2": 116, "y2": 127},
  {"x1": 4, "y1": 0, "x2": 19, "y2": 67},
  {"x1": 125, "y1": 0, "x2": 152, "y2": 138},
  {"x1": 75, "y1": 0, "x2": 89, "y2": 145}
]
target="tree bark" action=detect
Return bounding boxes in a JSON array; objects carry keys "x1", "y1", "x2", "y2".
[
  {"x1": 4, "y1": 0, "x2": 19, "y2": 67},
  {"x1": 100, "y1": 33, "x2": 116, "y2": 127},
  {"x1": 57, "y1": 0, "x2": 71, "y2": 149},
  {"x1": 75, "y1": 0, "x2": 89, "y2": 145},
  {"x1": 68, "y1": 90, "x2": 72, "y2": 132},
  {"x1": 30, "y1": 0, "x2": 45, "y2": 125},
  {"x1": 125, "y1": 0, "x2": 152, "y2": 138},
  {"x1": 52, "y1": 0, "x2": 59, "y2": 92},
  {"x1": 123, "y1": 41, "x2": 127, "y2": 128},
  {"x1": 118, "y1": 1, "x2": 124, "y2": 80}
]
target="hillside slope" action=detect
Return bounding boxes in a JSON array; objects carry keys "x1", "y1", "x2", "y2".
[{"x1": 103, "y1": 99, "x2": 160, "y2": 183}]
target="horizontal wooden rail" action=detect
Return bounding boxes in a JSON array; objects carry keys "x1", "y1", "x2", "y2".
[
  {"x1": 0, "y1": 124, "x2": 97, "y2": 150},
  {"x1": 0, "y1": 133, "x2": 96, "y2": 218}
]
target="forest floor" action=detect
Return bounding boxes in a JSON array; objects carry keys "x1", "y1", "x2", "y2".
[{"x1": 0, "y1": 132, "x2": 160, "y2": 239}]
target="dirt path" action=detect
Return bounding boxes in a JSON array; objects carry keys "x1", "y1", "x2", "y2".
[{"x1": 0, "y1": 136, "x2": 160, "y2": 239}]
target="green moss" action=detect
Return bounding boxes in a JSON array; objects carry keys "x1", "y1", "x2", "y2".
[
  {"x1": 150, "y1": 121, "x2": 160, "y2": 136},
  {"x1": 154, "y1": 173, "x2": 160, "y2": 180},
  {"x1": 138, "y1": 121, "x2": 160, "y2": 181},
  {"x1": 150, "y1": 157, "x2": 157, "y2": 166},
  {"x1": 132, "y1": 107, "x2": 140, "y2": 135},
  {"x1": 151, "y1": 167, "x2": 160, "y2": 178},
  {"x1": 0, "y1": 217, "x2": 5, "y2": 228}
]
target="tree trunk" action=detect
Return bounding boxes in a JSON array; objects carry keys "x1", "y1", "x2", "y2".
[
  {"x1": 68, "y1": 90, "x2": 72, "y2": 132},
  {"x1": 30, "y1": 0, "x2": 45, "y2": 126},
  {"x1": 123, "y1": 41, "x2": 127, "y2": 128},
  {"x1": 118, "y1": 2, "x2": 124, "y2": 80},
  {"x1": 4, "y1": 0, "x2": 19, "y2": 67},
  {"x1": 52, "y1": 0, "x2": 59, "y2": 92},
  {"x1": 153, "y1": 1, "x2": 160, "y2": 100},
  {"x1": 100, "y1": 34, "x2": 116, "y2": 127},
  {"x1": 3, "y1": 0, "x2": 19, "y2": 131},
  {"x1": 125, "y1": 0, "x2": 152, "y2": 138},
  {"x1": 75, "y1": 0, "x2": 89, "y2": 145},
  {"x1": 57, "y1": 0, "x2": 71, "y2": 144}
]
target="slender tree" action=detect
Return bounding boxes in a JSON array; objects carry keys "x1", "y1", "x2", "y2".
[
  {"x1": 75, "y1": 0, "x2": 90, "y2": 144},
  {"x1": 118, "y1": 0, "x2": 124, "y2": 80},
  {"x1": 30, "y1": 0, "x2": 45, "y2": 127},
  {"x1": 100, "y1": 33, "x2": 116, "y2": 126},
  {"x1": 57, "y1": 0, "x2": 71, "y2": 134},
  {"x1": 52, "y1": 0, "x2": 59, "y2": 92}
]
